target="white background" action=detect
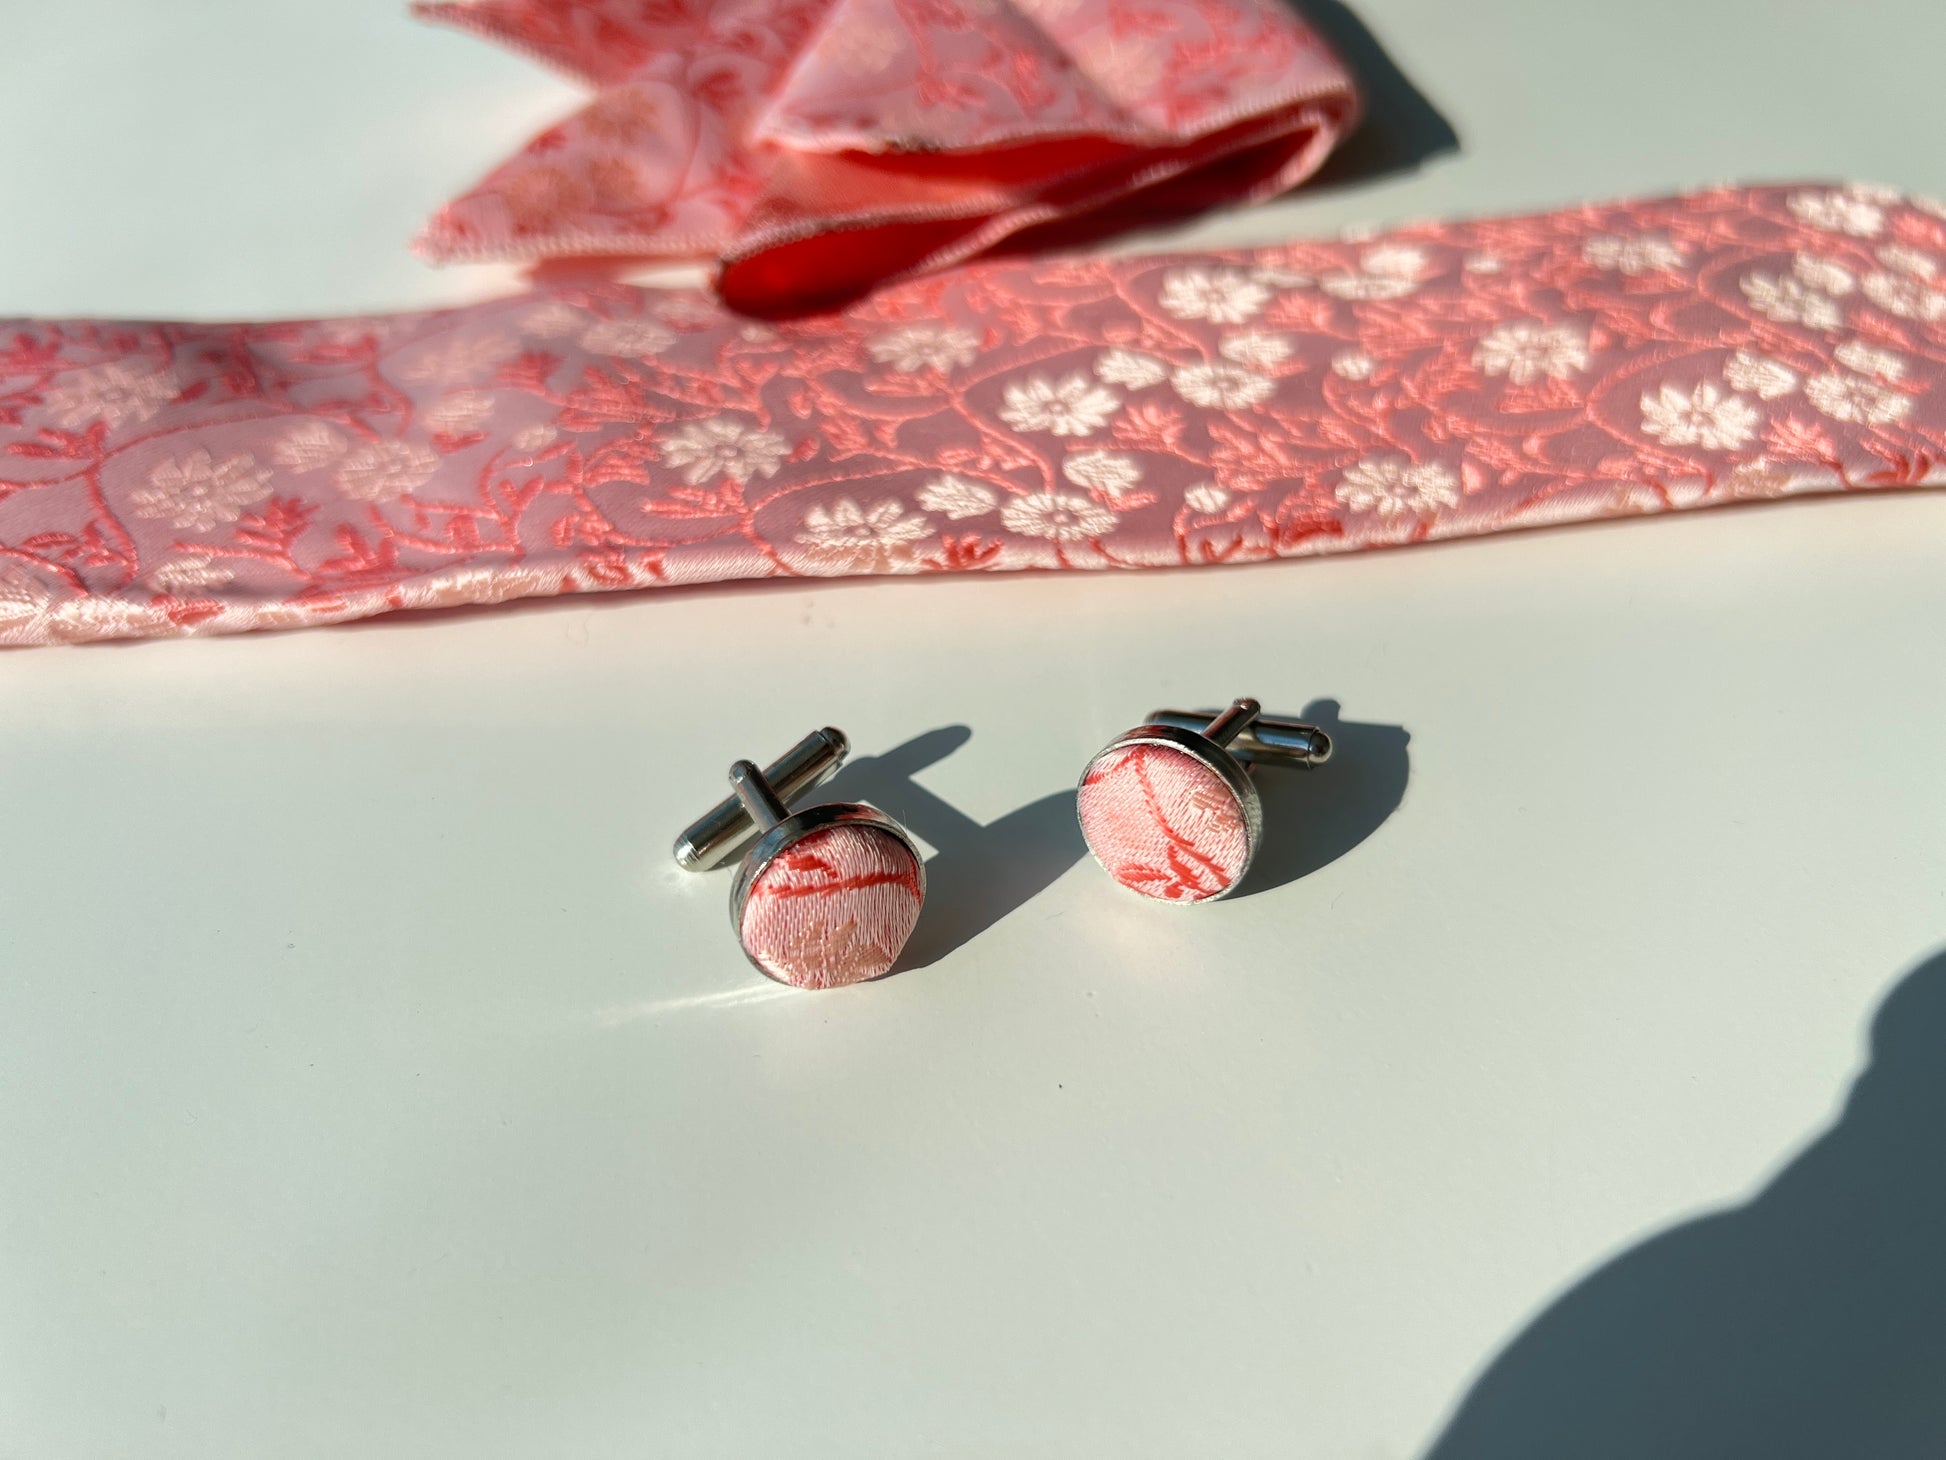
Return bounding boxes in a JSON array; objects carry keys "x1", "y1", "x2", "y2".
[{"x1": 2, "y1": 2, "x2": 1944, "y2": 1456}]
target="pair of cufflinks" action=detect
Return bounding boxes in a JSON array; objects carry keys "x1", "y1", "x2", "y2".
[{"x1": 673, "y1": 699, "x2": 1332, "y2": 989}]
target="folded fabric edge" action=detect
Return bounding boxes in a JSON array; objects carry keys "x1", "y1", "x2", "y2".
[
  {"x1": 718, "y1": 103, "x2": 1349, "y2": 313},
  {"x1": 5, "y1": 475, "x2": 1932, "y2": 649},
  {"x1": 409, "y1": 0, "x2": 1360, "y2": 291}
]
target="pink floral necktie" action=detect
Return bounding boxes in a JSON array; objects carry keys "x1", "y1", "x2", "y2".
[{"x1": 3, "y1": 184, "x2": 1941, "y2": 646}]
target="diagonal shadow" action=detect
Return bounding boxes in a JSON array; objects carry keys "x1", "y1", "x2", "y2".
[
  {"x1": 974, "y1": 0, "x2": 1458, "y2": 270},
  {"x1": 802, "y1": 707, "x2": 1402, "y2": 963},
  {"x1": 1232, "y1": 698, "x2": 1410, "y2": 898},
  {"x1": 1422, "y1": 945, "x2": 1946, "y2": 1459},
  {"x1": 1286, "y1": 0, "x2": 1460, "y2": 192},
  {"x1": 818, "y1": 727, "x2": 1086, "y2": 971}
]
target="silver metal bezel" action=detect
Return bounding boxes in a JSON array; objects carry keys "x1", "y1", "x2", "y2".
[
  {"x1": 728, "y1": 802, "x2": 928, "y2": 984},
  {"x1": 1076, "y1": 724, "x2": 1262, "y2": 903}
]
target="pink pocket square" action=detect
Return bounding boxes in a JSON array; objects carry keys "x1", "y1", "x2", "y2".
[{"x1": 412, "y1": 0, "x2": 1360, "y2": 311}]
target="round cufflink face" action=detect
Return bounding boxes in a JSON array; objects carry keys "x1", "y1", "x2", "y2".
[
  {"x1": 732, "y1": 806, "x2": 925, "y2": 988},
  {"x1": 1077, "y1": 728, "x2": 1262, "y2": 903}
]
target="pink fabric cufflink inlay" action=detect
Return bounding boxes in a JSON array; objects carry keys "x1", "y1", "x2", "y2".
[
  {"x1": 1077, "y1": 743, "x2": 1252, "y2": 902},
  {"x1": 738, "y1": 824, "x2": 926, "y2": 987}
]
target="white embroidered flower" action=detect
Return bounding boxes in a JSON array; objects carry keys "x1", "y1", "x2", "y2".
[
  {"x1": 1834, "y1": 339, "x2": 1905, "y2": 379},
  {"x1": 796, "y1": 498, "x2": 933, "y2": 571},
  {"x1": 1158, "y1": 267, "x2": 1269, "y2": 324},
  {"x1": 1722, "y1": 352, "x2": 1798, "y2": 400},
  {"x1": 41, "y1": 362, "x2": 177, "y2": 431},
  {"x1": 398, "y1": 331, "x2": 514, "y2": 383},
  {"x1": 1638, "y1": 381, "x2": 1759, "y2": 451},
  {"x1": 1182, "y1": 482, "x2": 1230, "y2": 513},
  {"x1": 1792, "y1": 253, "x2": 1856, "y2": 295},
  {"x1": 1472, "y1": 321, "x2": 1589, "y2": 384},
  {"x1": 654, "y1": 294, "x2": 722, "y2": 329},
  {"x1": 1333, "y1": 456, "x2": 1460, "y2": 518},
  {"x1": 1803, "y1": 371, "x2": 1911, "y2": 425},
  {"x1": 520, "y1": 301, "x2": 588, "y2": 338},
  {"x1": 1463, "y1": 252, "x2": 1504, "y2": 274},
  {"x1": 145, "y1": 553, "x2": 233, "y2": 595},
  {"x1": 511, "y1": 423, "x2": 559, "y2": 453},
  {"x1": 916, "y1": 474, "x2": 997, "y2": 519},
  {"x1": 1361, "y1": 243, "x2": 1427, "y2": 279},
  {"x1": 309, "y1": 319, "x2": 388, "y2": 348},
  {"x1": 1095, "y1": 349, "x2": 1169, "y2": 389},
  {"x1": 658, "y1": 417, "x2": 790, "y2": 484},
  {"x1": 1717, "y1": 459, "x2": 1807, "y2": 501},
  {"x1": 1741, "y1": 272, "x2": 1843, "y2": 331},
  {"x1": 1583, "y1": 233, "x2": 1685, "y2": 275},
  {"x1": 1321, "y1": 272, "x2": 1415, "y2": 301},
  {"x1": 0, "y1": 565, "x2": 56, "y2": 642},
  {"x1": 3, "y1": 584, "x2": 171, "y2": 645},
  {"x1": 1788, "y1": 188, "x2": 1884, "y2": 237},
  {"x1": 1861, "y1": 270, "x2": 1946, "y2": 321},
  {"x1": 270, "y1": 419, "x2": 348, "y2": 473},
  {"x1": 998, "y1": 373, "x2": 1120, "y2": 436},
  {"x1": 1072, "y1": 30, "x2": 1164, "y2": 91},
  {"x1": 1171, "y1": 362, "x2": 1275, "y2": 409},
  {"x1": 227, "y1": 601, "x2": 316, "y2": 635},
  {"x1": 1848, "y1": 183, "x2": 1903, "y2": 205},
  {"x1": 1062, "y1": 450, "x2": 1143, "y2": 498},
  {"x1": 335, "y1": 439, "x2": 439, "y2": 503},
  {"x1": 130, "y1": 449, "x2": 273, "y2": 531},
  {"x1": 0, "y1": 569, "x2": 172, "y2": 646},
  {"x1": 1331, "y1": 349, "x2": 1377, "y2": 380},
  {"x1": 999, "y1": 491, "x2": 1118, "y2": 540},
  {"x1": 0, "y1": 569, "x2": 187, "y2": 645},
  {"x1": 867, "y1": 324, "x2": 979, "y2": 373},
  {"x1": 1877, "y1": 244, "x2": 1936, "y2": 278},
  {"x1": 814, "y1": 16, "x2": 903, "y2": 73},
  {"x1": 1219, "y1": 332, "x2": 1296, "y2": 370},
  {"x1": 580, "y1": 317, "x2": 676, "y2": 357},
  {"x1": 423, "y1": 391, "x2": 494, "y2": 436}
]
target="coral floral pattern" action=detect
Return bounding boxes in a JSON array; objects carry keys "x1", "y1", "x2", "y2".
[
  {"x1": 4, "y1": 185, "x2": 1946, "y2": 647},
  {"x1": 412, "y1": 0, "x2": 1358, "y2": 309},
  {"x1": 1078, "y1": 743, "x2": 1249, "y2": 901},
  {"x1": 739, "y1": 825, "x2": 924, "y2": 987}
]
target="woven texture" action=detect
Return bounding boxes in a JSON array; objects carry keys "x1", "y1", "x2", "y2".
[
  {"x1": 738, "y1": 824, "x2": 924, "y2": 987},
  {"x1": 412, "y1": 0, "x2": 1358, "y2": 309},
  {"x1": 3, "y1": 184, "x2": 1944, "y2": 646},
  {"x1": 1078, "y1": 743, "x2": 1249, "y2": 901}
]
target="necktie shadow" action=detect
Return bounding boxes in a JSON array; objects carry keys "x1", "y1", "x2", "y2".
[
  {"x1": 1232, "y1": 699, "x2": 1410, "y2": 897},
  {"x1": 817, "y1": 727, "x2": 1086, "y2": 971},
  {"x1": 1423, "y1": 945, "x2": 1946, "y2": 1459}
]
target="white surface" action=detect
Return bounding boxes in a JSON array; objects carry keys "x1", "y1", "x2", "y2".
[{"x1": 2, "y1": 3, "x2": 1945, "y2": 1457}]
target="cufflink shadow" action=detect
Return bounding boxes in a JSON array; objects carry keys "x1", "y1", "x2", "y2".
[
  {"x1": 1231, "y1": 698, "x2": 1409, "y2": 898},
  {"x1": 1421, "y1": 944, "x2": 1946, "y2": 1459},
  {"x1": 818, "y1": 727, "x2": 1086, "y2": 972},
  {"x1": 1285, "y1": 0, "x2": 1460, "y2": 191}
]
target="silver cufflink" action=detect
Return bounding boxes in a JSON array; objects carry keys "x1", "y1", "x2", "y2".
[
  {"x1": 1076, "y1": 698, "x2": 1331, "y2": 903},
  {"x1": 674, "y1": 729, "x2": 926, "y2": 988}
]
